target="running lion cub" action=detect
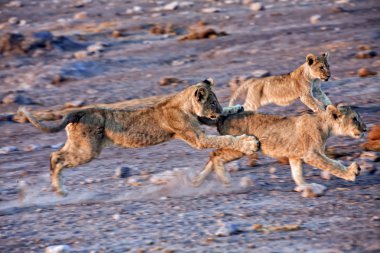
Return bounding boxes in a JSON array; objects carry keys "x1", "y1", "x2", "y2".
[
  {"x1": 229, "y1": 53, "x2": 332, "y2": 112},
  {"x1": 194, "y1": 105, "x2": 366, "y2": 195},
  {"x1": 19, "y1": 79, "x2": 259, "y2": 196}
]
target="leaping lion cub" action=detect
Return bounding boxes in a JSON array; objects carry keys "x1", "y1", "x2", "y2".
[
  {"x1": 19, "y1": 79, "x2": 259, "y2": 196},
  {"x1": 229, "y1": 53, "x2": 332, "y2": 112},
  {"x1": 194, "y1": 105, "x2": 366, "y2": 195}
]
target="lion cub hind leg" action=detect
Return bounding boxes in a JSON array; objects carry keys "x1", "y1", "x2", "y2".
[
  {"x1": 50, "y1": 124, "x2": 104, "y2": 196},
  {"x1": 304, "y1": 152, "x2": 360, "y2": 181},
  {"x1": 193, "y1": 149, "x2": 245, "y2": 187}
]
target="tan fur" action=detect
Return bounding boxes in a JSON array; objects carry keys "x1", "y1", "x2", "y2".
[
  {"x1": 193, "y1": 105, "x2": 367, "y2": 191},
  {"x1": 19, "y1": 79, "x2": 259, "y2": 195},
  {"x1": 229, "y1": 53, "x2": 332, "y2": 112}
]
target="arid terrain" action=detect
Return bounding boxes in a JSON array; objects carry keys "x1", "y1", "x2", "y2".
[{"x1": 0, "y1": 0, "x2": 379, "y2": 252}]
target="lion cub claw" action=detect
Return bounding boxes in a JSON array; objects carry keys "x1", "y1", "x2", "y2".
[{"x1": 345, "y1": 162, "x2": 361, "y2": 181}]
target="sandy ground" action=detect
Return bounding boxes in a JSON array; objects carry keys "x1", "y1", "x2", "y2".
[{"x1": 0, "y1": 0, "x2": 379, "y2": 252}]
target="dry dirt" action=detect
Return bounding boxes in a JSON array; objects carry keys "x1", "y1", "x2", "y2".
[{"x1": 0, "y1": 0, "x2": 379, "y2": 252}]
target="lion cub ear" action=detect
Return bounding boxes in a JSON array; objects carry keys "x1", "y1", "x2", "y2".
[
  {"x1": 203, "y1": 78, "x2": 215, "y2": 86},
  {"x1": 195, "y1": 86, "x2": 209, "y2": 102},
  {"x1": 321, "y1": 52, "x2": 329, "y2": 60},
  {"x1": 326, "y1": 105, "x2": 341, "y2": 119},
  {"x1": 306, "y1": 53, "x2": 316, "y2": 65}
]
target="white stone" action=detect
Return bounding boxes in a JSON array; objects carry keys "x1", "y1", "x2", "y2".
[
  {"x1": 45, "y1": 245, "x2": 71, "y2": 253},
  {"x1": 252, "y1": 69, "x2": 270, "y2": 78},
  {"x1": 0, "y1": 146, "x2": 18, "y2": 154},
  {"x1": 250, "y1": 2, "x2": 264, "y2": 11},
  {"x1": 310, "y1": 15, "x2": 321, "y2": 24},
  {"x1": 163, "y1": 1, "x2": 179, "y2": 11}
]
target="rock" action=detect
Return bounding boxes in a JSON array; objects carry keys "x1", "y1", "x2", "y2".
[
  {"x1": 112, "y1": 213, "x2": 120, "y2": 220},
  {"x1": 64, "y1": 100, "x2": 85, "y2": 108},
  {"x1": 320, "y1": 170, "x2": 332, "y2": 180},
  {"x1": 150, "y1": 24, "x2": 176, "y2": 35},
  {"x1": 6, "y1": 1, "x2": 23, "y2": 7},
  {"x1": 330, "y1": 6, "x2": 345, "y2": 13},
  {"x1": 310, "y1": 15, "x2": 321, "y2": 24},
  {"x1": 112, "y1": 30, "x2": 122, "y2": 38},
  {"x1": 114, "y1": 166, "x2": 131, "y2": 178},
  {"x1": 358, "y1": 68, "x2": 376, "y2": 77},
  {"x1": 0, "y1": 33, "x2": 25, "y2": 55},
  {"x1": 73, "y1": 11, "x2": 88, "y2": 20},
  {"x1": 163, "y1": 1, "x2": 179, "y2": 11},
  {"x1": 2, "y1": 93, "x2": 37, "y2": 105},
  {"x1": 240, "y1": 175, "x2": 255, "y2": 188},
  {"x1": 159, "y1": 77, "x2": 184, "y2": 86},
  {"x1": 0, "y1": 146, "x2": 18, "y2": 154},
  {"x1": 24, "y1": 144, "x2": 42, "y2": 152},
  {"x1": 215, "y1": 222, "x2": 241, "y2": 236},
  {"x1": 358, "y1": 160, "x2": 377, "y2": 175},
  {"x1": 250, "y1": 3, "x2": 265, "y2": 11},
  {"x1": 45, "y1": 245, "x2": 71, "y2": 253},
  {"x1": 51, "y1": 74, "x2": 65, "y2": 84},
  {"x1": 74, "y1": 51, "x2": 88, "y2": 59},
  {"x1": 179, "y1": 21, "x2": 227, "y2": 41},
  {"x1": 18, "y1": 180, "x2": 27, "y2": 202},
  {"x1": 8, "y1": 17, "x2": 19, "y2": 25},
  {"x1": 202, "y1": 8, "x2": 221, "y2": 13},
  {"x1": 268, "y1": 167, "x2": 276, "y2": 174},
  {"x1": 295, "y1": 183, "x2": 327, "y2": 198},
  {"x1": 50, "y1": 143, "x2": 64, "y2": 149},
  {"x1": 355, "y1": 50, "x2": 377, "y2": 59},
  {"x1": 252, "y1": 69, "x2": 270, "y2": 78},
  {"x1": 18, "y1": 20, "x2": 27, "y2": 26},
  {"x1": 87, "y1": 42, "x2": 105, "y2": 53},
  {"x1": 371, "y1": 216, "x2": 380, "y2": 221},
  {"x1": 133, "y1": 6, "x2": 143, "y2": 12}
]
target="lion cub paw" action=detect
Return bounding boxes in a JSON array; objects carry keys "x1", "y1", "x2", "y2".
[
  {"x1": 294, "y1": 183, "x2": 327, "y2": 198},
  {"x1": 237, "y1": 134, "x2": 260, "y2": 155},
  {"x1": 345, "y1": 162, "x2": 361, "y2": 181}
]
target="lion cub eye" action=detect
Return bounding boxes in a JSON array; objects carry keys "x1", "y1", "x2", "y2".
[{"x1": 319, "y1": 66, "x2": 324, "y2": 70}]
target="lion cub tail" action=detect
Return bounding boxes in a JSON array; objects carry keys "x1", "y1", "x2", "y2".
[
  {"x1": 228, "y1": 79, "x2": 253, "y2": 107},
  {"x1": 18, "y1": 107, "x2": 80, "y2": 133}
]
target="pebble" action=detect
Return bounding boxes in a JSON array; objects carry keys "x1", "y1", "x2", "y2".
[
  {"x1": 6, "y1": 1, "x2": 23, "y2": 7},
  {"x1": 114, "y1": 166, "x2": 131, "y2": 178},
  {"x1": 8, "y1": 17, "x2": 19, "y2": 25},
  {"x1": 112, "y1": 213, "x2": 120, "y2": 220},
  {"x1": 64, "y1": 100, "x2": 85, "y2": 108},
  {"x1": 50, "y1": 143, "x2": 64, "y2": 149},
  {"x1": 310, "y1": 15, "x2": 321, "y2": 24},
  {"x1": 202, "y1": 8, "x2": 221, "y2": 13},
  {"x1": 269, "y1": 166, "x2": 277, "y2": 174},
  {"x1": 24, "y1": 144, "x2": 42, "y2": 152},
  {"x1": 73, "y1": 11, "x2": 88, "y2": 20},
  {"x1": 19, "y1": 20, "x2": 27, "y2": 26},
  {"x1": 159, "y1": 77, "x2": 184, "y2": 86},
  {"x1": 127, "y1": 176, "x2": 143, "y2": 186},
  {"x1": 355, "y1": 50, "x2": 377, "y2": 59},
  {"x1": 252, "y1": 69, "x2": 270, "y2": 78},
  {"x1": 0, "y1": 146, "x2": 18, "y2": 154},
  {"x1": 358, "y1": 68, "x2": 376, "y2": 77},
  {"x1": 358, "y1": 160, "x2": 377, "y2": 175},
  {"x1": 240, "y1": 175, "x2": 255, "y2": 188},
  {"x1": 320, "y1": 171, "x2": 332, "y2": 180},
  {"x1": 45, "y1": 245, "x2": 71, "y2": 253},
  {"x1": 250, "y1": 3, "x2": 264, "y2": 11},
  {"x1": 133, "y1": 6, "x2": 143, "y2": 12},
  {"x1": 2, "y1": 93, "x2": 35, "y2": 105},
  {"x1": 87, "y1": 42, "x2": 105, "y2": 53},
  {"x1": 215, "y1": 222, "x2": 241, "y2": 236},
  {"x1": 163, "y1": 1, "x2": 179, "y2": 11},
  {"x1": 74, "y1": 51, "x2": 88, "y2": 59}
]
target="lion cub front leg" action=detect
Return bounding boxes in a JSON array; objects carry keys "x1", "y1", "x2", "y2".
[
  {"x1": 300, "y1": 94, "x2": 324, "y2": 112},
  {"x1": 290, "y1": 158, "x2": 326, "y2": 196},
  {"x1": 304, "y1": 152, "x2": 360, "y2": 181}
]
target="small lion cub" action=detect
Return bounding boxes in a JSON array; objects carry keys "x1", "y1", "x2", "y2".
[{"x1": 229, "y1": 53, "x2": 332, "y2": 112}]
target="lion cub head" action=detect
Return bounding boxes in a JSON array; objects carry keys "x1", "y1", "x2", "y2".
[
  {"x1": 306, "y1": 52, "x2": 331, "y2": 81},
  {"x1": 326, "y1": 104, "x2": 367, "y2": 138},
  {"x1": 193, "y1": 78, "x2": 223, "y2": 119}
]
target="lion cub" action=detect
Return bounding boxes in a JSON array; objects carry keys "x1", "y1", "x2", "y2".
[
  {"x1": 194, "y1": 105, "x2": 366, "y2": 194},
  {"x1": 229, "y1": 53, "x2": 332, "y2": 112},
  {"x1": 20, "y1": 79, "x2": 259, "y2": 195}
]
